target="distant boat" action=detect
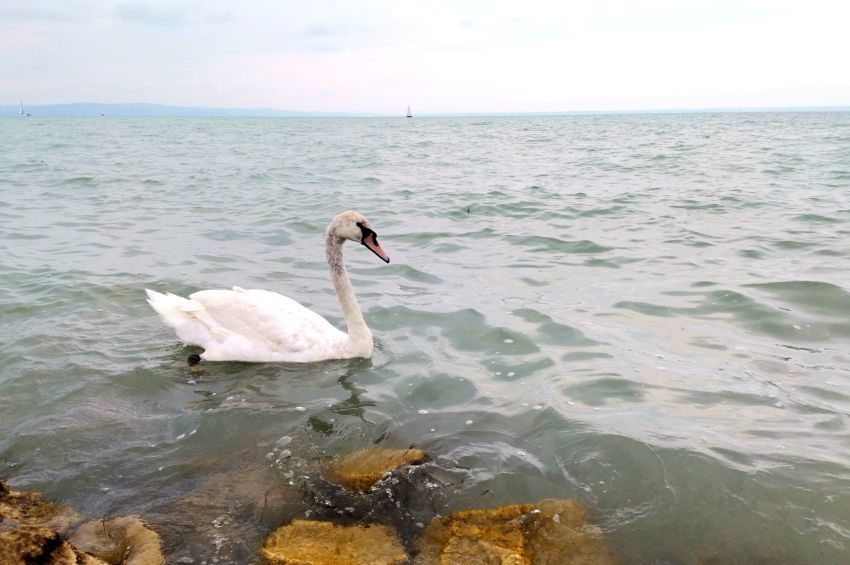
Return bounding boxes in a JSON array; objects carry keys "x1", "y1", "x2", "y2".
[
  {"x1": 406, "y1": 105, "x2": 412, "y2": 118},
  {"x1": 100, "y1": 108, "x2": 105, "y2": 117},
  {"x1": 19, "y1": 100, "x2": 30, "y2": 117}
]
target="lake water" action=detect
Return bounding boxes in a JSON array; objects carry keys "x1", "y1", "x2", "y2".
[{"x1": 1, "y1": 113, "x2": 849, "y2": 563}]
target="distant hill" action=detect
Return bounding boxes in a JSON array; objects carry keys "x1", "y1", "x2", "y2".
[{"x1": 0, "y1": 102, "x2": 369, "y2": 117}]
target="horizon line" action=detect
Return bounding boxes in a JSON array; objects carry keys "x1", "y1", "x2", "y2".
[{"x1": 4, "y1": 101, "x2": 850, "y2": 117}]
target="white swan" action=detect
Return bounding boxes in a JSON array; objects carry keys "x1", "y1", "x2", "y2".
[{"x1": 145, "y1": 211, "x2": 390, "y2": 363}]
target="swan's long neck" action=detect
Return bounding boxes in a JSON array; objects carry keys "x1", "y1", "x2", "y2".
[{"x1": 326, "y1": 231, "x2": 372, "y2": 355}]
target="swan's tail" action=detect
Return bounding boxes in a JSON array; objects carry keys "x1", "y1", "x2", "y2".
[
  {"x1": 145, "y1": 289, "x2": 197, "y2": 323},
  {"x1": 145, "y1": 288, "x2": 213, "y2": 345}
]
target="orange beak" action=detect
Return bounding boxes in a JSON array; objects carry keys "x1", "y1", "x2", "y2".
[{"x1": 362, "y1": 230, "x2": 390, "y2": 263}]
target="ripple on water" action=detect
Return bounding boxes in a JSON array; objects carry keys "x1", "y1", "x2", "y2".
[
  {"x1": 744, "y1": 280, "x2": 850, "y2": 317},
  {"x1": 488, "y1": 356, "x2": 554, "y2": 381},
  {"x1": 505, "y1": 235, "x2": 613, "y2": 254},
  {"x1": 512, "y1": 307, "x2": 600, "y2": 347},
  {"x1": 616, "y1": 284, "x2": 850, "y2": 342},
  {"x1": 371, "y1": 305, "x2": 538, "y2": 354},
  {"x1": 576, "y1": 205, "x2": 628, "y2": 218},
  {"x1": 795, "y1": 213, "x2": 843, "y2": 224},
  {"x1": 384, "y1": 264, "x2": 443, "y2": 284},
  {"x1": 564, "y1": 377, "x2": 646, "y2": 406},
  {"x1": 63, "y1": 175, "x2": 96, "y2": 185},
  {"x1": 401, "y1": 374, "x2": 478, "y2": 409},
  {"x1": 771, "y1": 239, "x2": 820, "y2": 251}
]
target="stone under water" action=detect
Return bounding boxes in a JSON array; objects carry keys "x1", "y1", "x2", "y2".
[
  {"x1": 71, "y1": 516, "x2": 164, "y2": 565},
  {"x1": 259, "y1": 519, "x2": 408, "y2": 564},
  {"x1": 0, "y1": 481, "x2": 163, "y2": 565},
  {"x1": 147, "y1": 459, "x2": 303, "y2": 562},
  {"x1": 0, "y1": 524, "x2": 108, "y2": 565},
  {"x1": 322, "y1": 447, "x2": 428, "y2": 492},
  {"x1": 0, "y1": 480, "x2": 82, "y2": 533},
  {"x1": 413, "y1": 498, "x2": 617, "y2": 564}
]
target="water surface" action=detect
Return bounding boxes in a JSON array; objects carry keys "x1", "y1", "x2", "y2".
[{"x1": 2, "y1": 114, "x2": 850, "y2": 563}]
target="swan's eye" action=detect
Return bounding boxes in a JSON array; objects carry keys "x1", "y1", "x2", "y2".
[{"x1": 356, "y1": 222, "x2": 374, "y2": 242}]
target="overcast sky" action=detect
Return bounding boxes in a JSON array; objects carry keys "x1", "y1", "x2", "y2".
[{"x1": 3, "y1": 0, "x2": 848, "y2": 113}]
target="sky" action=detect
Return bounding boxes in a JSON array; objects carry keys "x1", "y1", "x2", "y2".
[{"x1": 3, "y1": 0, "x2": 849, "y2": 113}]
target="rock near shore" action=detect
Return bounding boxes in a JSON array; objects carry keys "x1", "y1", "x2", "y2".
[
  {"x1": 413, "y1": 498, "x2": 617, "y2": 564},
  {"x1": 322, "y1": 447, "x2": 428, "y2": 492},
  {"x1": 0, "y1": 525, "x2": 108, "y2": 565},
  {"x1": 259, "y1": 519, "x2": 408, "y2": 564},
  {"x1": 71, "y1": 516, "x2": 164, "y2": 565},
  {"x1": 1, "y1": 480, "x2": 164, "y2": 565},
  {"x1": 0, "y1": 479, "x2": 82, "y2": 533}
]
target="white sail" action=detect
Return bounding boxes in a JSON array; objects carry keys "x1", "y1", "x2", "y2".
[
  {"x1": 19, "y1": 100, "x2": 24, "y2": 117},
  {"x1": 406, "y1": 104, "x2": 412, "y2": 118}
]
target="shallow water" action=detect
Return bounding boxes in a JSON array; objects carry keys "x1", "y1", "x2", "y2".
[{"x1": 2, "y1": 113, "x2": 850, "y2": 563}]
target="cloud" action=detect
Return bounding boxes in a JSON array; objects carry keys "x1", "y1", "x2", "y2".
[
  {"x1": 5, "y1": 0, "x2": 849, "y2": 111},
  {"x1": 114, "y1": 2, "x2": 189, "y2": 27},
  {"x1": 202, "y1": 10, "x2": 236, "y2": 24},
  {"x1": 300, "y1": 22, "x2": 375, "y2": 52},
  {"x1": 0, "y1": 1, "x2": 88, "y2": 22}
]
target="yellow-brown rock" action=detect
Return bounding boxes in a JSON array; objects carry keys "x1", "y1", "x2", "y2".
[
  {"x1": 323, "y1": 448, "x2": 428, "y2": 492},
  {"x1": 71, "y1": 516, "x2": 164, "y2": 565},
  {"x1": 413, "y1": 499, "x2": 616, "y2": 564},
  {"x1": 0, "y1": 480, "x2": 82, "y2": 533},
  {"x1": 0, "y1": 481, "x2": 162, "y2": 565},
  {"x1": 0, "y1": 524, "x2": 107, "y2": 565},
  {"x1": 259, "y1": 519, "x2": 408, "y2": 564}
]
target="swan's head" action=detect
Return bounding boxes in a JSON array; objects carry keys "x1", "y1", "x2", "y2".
[{"x1": 330, "y1": 211, "x2": 390, "y2": 263}]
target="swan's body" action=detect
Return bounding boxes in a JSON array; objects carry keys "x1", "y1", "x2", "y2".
[{"x1": 146, "y1": 211, "x2": 389, "y2": 363}]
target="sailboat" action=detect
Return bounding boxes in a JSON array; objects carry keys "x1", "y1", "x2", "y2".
[
  {"x1": 406, "y1": 104, "x2": 412, "y2": 118},
  {"x1": 19, "y1": 100, "x2": 30, "y2": 117}
]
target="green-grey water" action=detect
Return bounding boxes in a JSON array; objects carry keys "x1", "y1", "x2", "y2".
[{"x1": 2, "y1": 114, "x2": 850, "y2": 563}]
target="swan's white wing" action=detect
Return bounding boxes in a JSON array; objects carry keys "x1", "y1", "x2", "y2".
[
  {"x1": 187, "y1": 288, "x2": 347, "y2": 362},
  {"x1": 146, "y1": 287, "x2": 349, "y2": 362}
]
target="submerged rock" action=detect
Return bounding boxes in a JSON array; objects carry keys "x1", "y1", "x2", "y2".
[
  {"x1": 259, "y1": 519, "x2": 408, "y2": 564},
  {"x1": 413, "y1": 498, "x2": 616, "y2": 564},
  {"x1": 0, "y1": 524, "x2": 107, "y2": 565},
  {"x1": 306, "y1": 458, "x2": 442, "y2": 549},
  {"x1": 323, "y1": 448, "x2": 428, "y2": 492},
  {"x1": 71, "y1": 516, "x2": 164, "y2": 565},
  {"x1": 0, "y1": 480, "x2": 82, "y2": 533},
  {"x1": 147, "y1": 460, "x2": 303, "y2": 562}
]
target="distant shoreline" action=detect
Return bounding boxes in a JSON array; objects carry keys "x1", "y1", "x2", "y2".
[{"x1": 2, "y1": 102, "x2": 849, "y2": 118}]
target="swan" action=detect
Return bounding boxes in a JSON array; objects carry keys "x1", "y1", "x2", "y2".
[{"x1": 145, "y1": 211, "x2": 390, "y2": 363}]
